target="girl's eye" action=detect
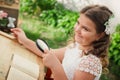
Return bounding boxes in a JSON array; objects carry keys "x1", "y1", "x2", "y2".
[{"x1": 82, "y1": 26, "x2": 89, "y2": 31}]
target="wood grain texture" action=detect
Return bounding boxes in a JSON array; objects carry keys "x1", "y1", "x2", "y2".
[{"x1": 0, "y1": 32, "x2": 45, "y2": 80}]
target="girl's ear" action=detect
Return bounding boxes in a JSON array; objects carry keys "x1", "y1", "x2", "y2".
[{"x1": 96, "y1": 32, "x2": 105, "y2": 41}]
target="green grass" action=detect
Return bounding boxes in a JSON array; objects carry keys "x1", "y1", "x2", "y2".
[{"x1": 19, "y1": 14, "x2": 69, "y2": 48}]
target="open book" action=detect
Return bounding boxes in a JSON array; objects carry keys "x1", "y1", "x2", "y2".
[{"x1": 7, "y1": 54, "x2": 40, "y2": 80}]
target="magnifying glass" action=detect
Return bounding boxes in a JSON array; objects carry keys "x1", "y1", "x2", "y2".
[
  {"x1": 36, "y1": 39, "x2": 52, "y2": 78},
  {"x1": 35, "y1": 39, "x2": 49, "y2": 53}
]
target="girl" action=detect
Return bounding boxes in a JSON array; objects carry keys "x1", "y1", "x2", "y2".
[{"x1": 11, "y1": 5, "x2": 113, "y2": 80}]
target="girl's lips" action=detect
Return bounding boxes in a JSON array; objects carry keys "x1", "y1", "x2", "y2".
[{"x1": 75, "y1": 32, "x2": 82, "y2": 39}]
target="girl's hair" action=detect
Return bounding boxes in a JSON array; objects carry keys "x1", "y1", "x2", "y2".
[{"x1": 80, "y1": 5, "x2": 113, "y2": 73}]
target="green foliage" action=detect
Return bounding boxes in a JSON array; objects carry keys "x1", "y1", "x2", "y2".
[
  {"x1": 109, "y1": 32, "x2": 120, "y2": 66},
  {"x1": 100, "y1": 74, "x2": 109, "y2": 80},
  {"x1": 109, "y1": 32, "x2": 120, "y2": 78},
  {"x1": 20, "y1": 0, "x2": 57, "y2": 15},
  {"x1": 20, "y1": 1, "x2": 77, "y2": 48},
  {"x1": 20, "y1": 0, "x2": 79, "y2": 36},
  {"x1": 108, "y1": 25, "x2": 120, "y2": 78},
  {"x1": 109, "y1": 60, "x2": 120, "y2": 79},
  {"x1": 20, "y1": 0, "x2": 40, "y2": 15},
  {"x1": 109, "y1": 24, "x2": 120, "y2": 65},
  {"x1": 40, "y1": 3, "x2": 79, "y2": 34},
  {"x1": 115, "y1": 24, "x2": 120, "y2": 32},
  {"x1": 37, "y1": 0, "x2": 57, "y2": 11},
  {"x1": 20, "y1": 15, "x2": 68, "y2": 48}
]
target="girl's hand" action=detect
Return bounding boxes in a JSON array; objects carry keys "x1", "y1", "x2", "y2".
[
  {"x1": 11, "y1": 28, "x2": 28, "y2": 45},
  {"x1": 42, "y1": 50, "x2": 60, "y2": 69}
]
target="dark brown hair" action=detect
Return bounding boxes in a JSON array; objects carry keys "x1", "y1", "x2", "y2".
[{"x1": 80, "y1": 5, "x2": 113, "y2": 73}]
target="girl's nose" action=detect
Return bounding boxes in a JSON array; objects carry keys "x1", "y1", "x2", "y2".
[{"x1": 75, "y1": 24, "x2": 81, "y2": 33}]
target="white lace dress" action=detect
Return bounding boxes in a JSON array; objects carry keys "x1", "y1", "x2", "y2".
[{"x1": 62, "y1": 43, "x2": 102, "y2": 80}]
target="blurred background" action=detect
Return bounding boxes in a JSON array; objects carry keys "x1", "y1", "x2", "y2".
[{"x1": 19, "y1": 0, "x2": 120, "y2": 80}]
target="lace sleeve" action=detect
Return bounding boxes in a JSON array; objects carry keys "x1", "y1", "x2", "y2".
[{"x1": 77, "y1": 54, "x2": 102, "y2": 76}]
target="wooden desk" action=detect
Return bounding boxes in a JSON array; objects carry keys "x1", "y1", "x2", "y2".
[{"x1": 0, "y1": 31, "x2": 45, "y2": 80}]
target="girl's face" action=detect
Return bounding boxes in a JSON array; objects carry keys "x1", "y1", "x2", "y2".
[{"x1": 74, "y1": 14, "x2": 101, "y2": 47}]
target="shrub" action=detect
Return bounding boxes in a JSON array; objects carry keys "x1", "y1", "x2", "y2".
[
  {"x1": 109, "y1": 32, "x2": 120, "y2": 77},
  {"x1": 109, "y1": 24, "x2": 120, "y2": 66},
  {"x1": 39, "y1": 3, "x2": 79, "y2": 35},
  {"x1": 20, "y1": 0, "x2": 57, "y2": 15},
  {"x1": 108, "y1": 25, "x2": 120, "y2": 78},
  {"x1": 37, "y1": 0, "x2": 57, "y2": 11}
]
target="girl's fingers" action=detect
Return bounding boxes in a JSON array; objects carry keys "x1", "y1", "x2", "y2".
[
  {"x1": 12, "y1": 30, "x2": 19, "y2": 36},
  {"x1": 44, "y1": 49, "x2": 49, "y2": 54},
  {"x1": 12, "y1": 33, "x2": 17, "y2": 37},
  {"x1": 41, "y1": 54, "x2": 45, "y2": 58},
  {"x1": 11, "y1": 28, "x2": 22, "y2": 32}
]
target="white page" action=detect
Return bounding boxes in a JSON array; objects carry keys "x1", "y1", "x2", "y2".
[
  {"x1": 11, "y1": 54, "x2": 39, "y2": 79},
  {"x1": 7, "y1": 67, "x2": 36, "y2": 80}
]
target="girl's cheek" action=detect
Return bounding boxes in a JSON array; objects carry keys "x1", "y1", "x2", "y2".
[{"x1": 75, "y1": 25, "x2": 80, "y2": 32}]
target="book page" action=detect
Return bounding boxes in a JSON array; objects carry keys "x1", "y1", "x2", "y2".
[
  {"x1": 11, "y1": 54, "x2": 40, "y2": 79},
  {"x1": 7, "y1": 67, "x2": 36, "y2": 80}
]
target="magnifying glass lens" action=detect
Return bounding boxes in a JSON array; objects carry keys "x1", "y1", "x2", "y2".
[{"x1": 36, "y1": 39, "x2": 49, "y2": 53}]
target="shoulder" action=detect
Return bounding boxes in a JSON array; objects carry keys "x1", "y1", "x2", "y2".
[
  {"x1": 67, "y1": 42, "x2": 79, "y2": 49},
  {"x1": 77, "y1": 54, "x2": 102, "y2": 76},
  {"x1": 81, "y1": 54, "x2": 101, "y2": 65}
]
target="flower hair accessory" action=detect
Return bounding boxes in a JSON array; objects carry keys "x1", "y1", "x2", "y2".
[{"x1": 104, "y1": 15, "x2": 117, "y2": 35}]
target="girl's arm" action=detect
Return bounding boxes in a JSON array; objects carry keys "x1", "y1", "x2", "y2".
[
  {"x1": 11, "y1": 28, "x2": 66, "y2": 60},
  {"x1": 11, "y1": 28, "x2": 43, "y2": 57},
  {"x1": 43, "y1": 50, "x2": 68, "y2": 80}
]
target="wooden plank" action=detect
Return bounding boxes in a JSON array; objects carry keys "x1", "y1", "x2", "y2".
[
  {"x1": 0, "y1": 31, "x2": 15, "y2": 39},
  {"x1": 0, "y1": 32, "x2": 45, "y2": 80},
  {"x1": 0, "y1": 1, "x2": 19, "y2": 10},
  {"x1": 0, "y1": 35, "x2": 14, "y2": 80}
]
